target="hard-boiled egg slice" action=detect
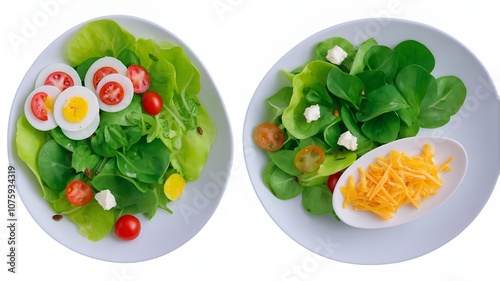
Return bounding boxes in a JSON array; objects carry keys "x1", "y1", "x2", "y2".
[
  {"x1": 84, "y1": 57, "x2": 127, "y2": 93},
  {"x1": 23, "y1": 85, "x2": 61, "y2": 131},
  {"x1": 95, "y1": 73, "x2": 134, "y2": 112},
  {"x1": 35, "y1": 63, "x2": 81, "y2": 92},
  {"x1": 53, "y1": 86, "x2": 100, "y2": 140}
]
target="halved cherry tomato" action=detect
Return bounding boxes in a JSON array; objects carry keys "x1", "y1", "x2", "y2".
[
  {"x1": 142, "y1": 91, "x2": 163, "y2": 115},
  {"x1": 115, "y1": 214, "x2": 141, "y2": 240},
  {"x1": 45, "y1": 71, "x2": 74, "y2": 91},
  {"x1": 93, "y1": 66, "x2": 117, "y2": 89},
  {"x1": 126, "y1": 64, "x2": 150, "y2": 94},
  {"x1": 66, "y1": 180, "x2": 93, "y2": 207},
  {"x1": 31, "y1": 92, "x2": 49, "y2": 121},
  {"x1": 99, "y1": 81, "x2": 124, "y2": 105},
  {"x1": 327, "y1": 171, "x2": 343, "y2": 193},
  {"x1": 254, "y1": 122, "x2": 285, "y2": 152},
  {"x1": 294, "y1": 145, "x2": 325, "y2": 173}
]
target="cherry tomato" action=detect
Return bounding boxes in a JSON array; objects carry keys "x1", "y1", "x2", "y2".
[
  {"x1": 30, "y1": 92, "x2": 49, "y2": 121},
  {"x1": 115, "y1": 214, "x2": 141, "y2": 241},
  {"x1": 126, "y1": 64, "x2": 150, "y2": 94},
  {"x1": 142, "y1": 91, "x2": 163, "y2": 115},
  {"x1": 254, "y1": 122, "x2": 285, "y2": 152},
  {"x1": 327, "y1": 171, "x2": 343, "y2": 193},
  {"x1": 99, "y1": 81, "x2": 124, "y2": 105},
  {"x1": 45, "y1": 71, "x2": 75, "y2": 91},
  {"x1": 294, "y1": 145, "x2": 325, "y2": 173},
  {"x1": 92, "y1": 66, "x2": 117, "y2": 89},
  {"x1": 66, "y1": 180, "x2": 93, "y2": 207}
]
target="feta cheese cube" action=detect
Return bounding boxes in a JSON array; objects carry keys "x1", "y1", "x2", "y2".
[
  {"x1": 95, "y1": 190, "x2": 117, "y2": 210},
  {"x1": 337, "y1": 131, "x2": 358, "y2": 151},
  {"x1": 304, "y1": 104, "x2": 321, "y2": 123},
  {"x1": 326, "y1": 45, "x2": 348, "y2": 65}
]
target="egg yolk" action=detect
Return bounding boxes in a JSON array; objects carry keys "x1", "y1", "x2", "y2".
[
  {"x1": 44, "y1": 95, "x2": 54, "y2": 114},
  {"x1": 63, "y1": 97, "x2": 88, "y2": 122}
]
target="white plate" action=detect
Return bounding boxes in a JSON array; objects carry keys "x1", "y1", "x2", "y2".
[
  {"x1": 333, "y1": 136, "x2": 468, "y2": 229},
  {"x1": 243, "y1": 18, "x2": 500, "y2": 264},
  {"x1": 7, "y1": 15, "x2": 233, "y2": 263}
]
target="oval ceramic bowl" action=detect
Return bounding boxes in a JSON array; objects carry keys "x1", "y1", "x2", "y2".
[
  {"x1": 333, "y1": 136, "x2": 468, "y2": 229},
  {"x1": 243, "y1": 18, "x2": 500, "y2": 264},
  {"x1": 7, "y1": 15, "x2": 233, "y2": 263}
]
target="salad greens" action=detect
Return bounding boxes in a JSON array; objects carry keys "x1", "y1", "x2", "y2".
[
  {"x1": 259, "y1": 36, "x2": 466, "y2": 218},
  {"x1": 16, "y1": 19, "x2": 216, "y2": 241}
]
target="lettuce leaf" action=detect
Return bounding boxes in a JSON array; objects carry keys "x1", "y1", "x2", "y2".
[
  {"x1": 66, "y1": 19, "x2": 136, "y2": 66},
  {"x1": 16, "y1": 115, "x2": 59, "y2": 201}
]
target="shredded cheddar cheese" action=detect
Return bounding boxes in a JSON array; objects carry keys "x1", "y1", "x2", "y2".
[{"x1": 340, "y1": 144, "x2": 452, "y2": 220}]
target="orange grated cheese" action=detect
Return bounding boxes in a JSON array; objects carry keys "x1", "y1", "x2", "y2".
[{"x1": 340, "y1": 144, "x2": 452, "y2": 220}]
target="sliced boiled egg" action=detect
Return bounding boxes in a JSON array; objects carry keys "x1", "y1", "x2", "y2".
[
  {"x1": 24, "y1": 85, "x2": 61, "y2": 131},
  {"x1": 95, "y1": 73, "x2": 134, "y2": 112},
  {"x1": 35, "y1": 63, "x2": 81, "y2": 92},
  {"x1": 53, "y1": 86, "x2": 100, "y2": 140},
  {"x1": 84, "y1": 57, "x2": 127, "y2": 93}
]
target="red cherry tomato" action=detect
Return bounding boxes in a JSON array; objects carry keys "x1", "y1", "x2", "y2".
[
  {"x1": 142, "y1": 91, "x2": 163, "y2": 115},
  {"x1": 115, "y1": 215, "x2": 141, "y2": 240},
  {"x1": 66, "y1": 180, "x2": 93, "y2": 207},
  {"x1": 31, "y1": 92, "x2": 49, "y2": 121},
  {"x1": 126, "y1": 64, "x2": 151, "y2": 94},
  {"x1": 45, "y1": 71, "x2": 75, "y2": 91},
  {"x1": 99, "y1": 81, "x2": 124, "y2": 105},
  {"x1": 294, "y1": 145, "x2": 325, "y2": 173},
  {"x1": 327, "y1": 171, "x2": 343, "y2": 193},
  {"x1": 93, "y1": 66, "x2": 117, "y2": 89},
  {"x1": 254, "y1": 122, "x2": 285, "y2": 152}
]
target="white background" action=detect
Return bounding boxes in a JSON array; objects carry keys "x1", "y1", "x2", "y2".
[{"x1": 1, "y1": 0, "x2": 499, "y2": 280}]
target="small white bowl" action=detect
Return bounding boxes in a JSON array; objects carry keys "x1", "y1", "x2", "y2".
[{"x1": 333, "y1": 136, "x2": 468, "y2": 229}]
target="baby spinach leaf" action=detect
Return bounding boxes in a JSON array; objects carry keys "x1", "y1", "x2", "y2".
[
  {"x1": 326, "y1": 67, "x2": 364, "y2": 109},
  {"x1": 395, "y1": 64, "x2": 436, "y2": 116},
  {"x1": 49, "y1": 127, "x2": 78, "y2": 152},
  {"x1": 38, "y1": 140, "x2": 74, "y2": 192},
  {"x1": 350, "y1": 37, "x2": 378, "y2": 75},
  {"x1": 302, "y1": 185, "x2": 333, "y2": 215},
  {"x1": 355, "y1": 70, "x2": 386, "y2": 94},
  {"x1": 394, "y1": 40, "x2": 435, "y2": 73},
  {"x1": 361, "y1": 111, "x2": 400, "y2": 143},
  {"x1": 305, "y1": 82, "x2": 334, "y2": 107},
  {"x1": 418, "y1": 75, "x2": 466, "y2": 128},
  {"x1": 356, "y1": 85, "x2": 409, "y2": 122},
  {"x1": 398, "y1": 119, "x2": 420, "y2": 139},
  {"x1": 315, "y1": 36, "x2": 355, "y2": 68},
  {"x1": 268, "y1": 150, "x2": 301, "y2": 176},
  {"x1": 267, "y1": 86, "x2": 293, "y2": 121},
  {"x1": 364, "y1": 45, "x2": 398, "y2": 82},
  {"x1": 92, "y1": 158, "x2": 158, "y2": 215},
  {"x1": 99, "y1": 96, "x2": 142, "y2": 127},
  {"x1": 71, "y1": 141, "x2": 100, "y2": 173},
  {"x1": 269, "y1": 167, "x2": 304, "y2": 200},
  {"x1": 116, "y1": 137, "x2": 170, "y2": 184},
  {"x1": 323, "y1": 123, "x2": 341, "y2": 148}
]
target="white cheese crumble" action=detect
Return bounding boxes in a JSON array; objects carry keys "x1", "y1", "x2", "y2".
[
  {"x1": 337, "y1": 131, "x2": 358, "y2": 151},
  {"x1": 303, "y1": 104, "x2": 321, "y2": 123},
  {"x1": 95, "y1": 190, "x2": 117, "y2": 210},
  {"x1": 326, "y1": 45, "x2": 348, "y2": 65}
]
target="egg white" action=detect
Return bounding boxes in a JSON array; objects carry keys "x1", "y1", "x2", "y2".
[
  {"x1": 35, "y1": 62, "x2": 81, "y2": 91},
  {"x1": 53, "y1": 86, "x2": 99, "y2": 137},
  {"x1": 95, "y1": 73, "x2": 134, "y2": 112},
  {"x1": 24, "y1": 85, "x2": 61, "y2": 131},
  {"x1": 84, "y1": 57, "x2": 127, "y2": 93}
]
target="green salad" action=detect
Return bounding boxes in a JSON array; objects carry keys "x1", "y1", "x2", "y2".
[
  {"x1": 253, "y1": 36, "x2": 466, "y2": 217},
  {"x1": 16, "y1": 19, "x2": 216, "y2": 241}
]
